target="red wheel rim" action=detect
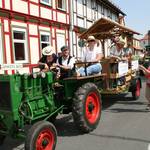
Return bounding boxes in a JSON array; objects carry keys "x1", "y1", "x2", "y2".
[
  {"x1": 136, "y1": 80, "x2": 140, "y2": 97},
  {"x1": 85, "y1": 92, "x2": 101, "y2": 124},
  {"x1": 36, "y1": 129, "x2": 54, "y2": 150}
]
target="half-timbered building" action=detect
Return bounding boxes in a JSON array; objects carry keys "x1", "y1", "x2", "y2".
[
  {"x1": 71, "y1": 0, "x2": 125, "y2": 58},
  {"x1": 0, "y1": 0, "x2": 125, "y2": 73},
  {"x1": 0, "y1": 0, "x2": 70, "y2": 73}
]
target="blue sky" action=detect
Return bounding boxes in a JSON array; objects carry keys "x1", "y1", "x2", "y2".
[{"x1": 112, "y1": 0, "x2": 150, "y2": 39}]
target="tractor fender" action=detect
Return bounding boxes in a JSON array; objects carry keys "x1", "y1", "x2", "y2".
[{"x1": 128, "y1": 76, "x2": 142, "y2": 92}]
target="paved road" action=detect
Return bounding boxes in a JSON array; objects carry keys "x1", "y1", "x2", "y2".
[{"x1": 0, "y1": 78, "x2": 150, "y2": 150}]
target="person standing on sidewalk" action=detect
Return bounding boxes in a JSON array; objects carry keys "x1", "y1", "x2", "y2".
[{"x1": 139, "y1": 63, "x2": 150, "y2": 110}]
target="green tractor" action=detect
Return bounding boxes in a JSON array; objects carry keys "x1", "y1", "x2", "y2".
[
  {"x1": 0, "y1": 70, "x2": 103, "y2": 150},
  {"x1": 0, "y1": 17, "x2": 142, "y2": 150}
]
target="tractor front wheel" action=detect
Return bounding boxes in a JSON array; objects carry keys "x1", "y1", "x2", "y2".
[
  {"x1": 25, "y1": 121, "x2": 57, "y2": 150},
  {"x1": 72, "y1": 83, "x2": 102, "y2": 133}
]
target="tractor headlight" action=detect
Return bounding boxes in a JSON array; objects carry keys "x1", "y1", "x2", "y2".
[
  {"x1": 41, "y1": 72, "x2": 46, "y2": 78},
  {"x1": 33, "y1": 73, "x2": 37, "y2": 78}
]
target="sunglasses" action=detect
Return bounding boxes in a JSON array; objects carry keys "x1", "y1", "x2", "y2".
[
  {"x1": 63, "y1": 49, "x2": 69, "y2": 51},
  {"x1": 88, "y1": 40, "x2": 95, "y2": 42}
]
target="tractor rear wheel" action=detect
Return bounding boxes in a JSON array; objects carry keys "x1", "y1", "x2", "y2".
[
  {"x1": 0, "y1": 135, "x2": 5, "y2": 145},
  {"x1": 132, "y1": 79, "x2": 141, "y2": 100},
  {"x1": 25, "y1": 121, "x2": 57, "y2": 150},
  {"x1": 72, "y1": 83, "x2": 102, "y2": 133}
]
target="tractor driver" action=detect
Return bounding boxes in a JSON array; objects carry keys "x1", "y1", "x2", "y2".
[{"x1": 38, "y1": 45, "x2": 58, "y2": 73}]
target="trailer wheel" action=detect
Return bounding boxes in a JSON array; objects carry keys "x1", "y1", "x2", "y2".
[
  {"x1": 25, "y1": 121, "x2": 57, "y2": 150},
  {"x1": 72, "y1": 83, "x2": 102, "y2": 133},
  {"x1": 0, "y1": 135, "x2": 5, "y2": 145},
  {"x1": 132, "y1": 79, "x2": 141, "y2": 100}
]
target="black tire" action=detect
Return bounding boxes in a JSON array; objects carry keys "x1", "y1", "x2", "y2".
[
  {"x1": 132, "y1": 79, "x2": 141, "y2": 100},
  {"x1": 0, "y1": 135, "x2": 5, "y2": 145},
  {"x1": 25, "y1": 121, "x2": 57, "y2": 150},
  {"x1": 72, "y1": 82, "x2": 102, "y2": 133}
]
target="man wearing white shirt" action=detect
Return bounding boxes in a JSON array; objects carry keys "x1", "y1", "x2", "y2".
[
  {"x1": 57, "y1": 45, "x2": 75, "y2": 78},
  {"x1": 77, "y1": 36, "x2": 103, "y2": 76}
]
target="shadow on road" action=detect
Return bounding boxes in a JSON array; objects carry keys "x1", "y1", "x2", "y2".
[
  {"x1": 101, "y1": 95, "x2": 118, "y2": 109},
  {"x1": 0, "y1": 90, "x2": 146, "y2": 149},
  {"x1": 55, "y1": 94, "x2": 143, "y2": 137},
  {"x1": 0, "y1": 97, "x2": 117, "y2": 150},
  {"x1": 105, "y1": 108, "x2": 148, "y2": 113},
  {"x1": 55, "y1": 94, "x2": 126, "y2": 137},
  {"x1": 101, "y1": 93, "x2": 138, "y2": 110},
  {"x1": 55, "y1": 114, "x2": 81, "y2": 137},
  {"x1": 90, "y1": 132, "x2": 150, "y2": 144},
  {"x1": 0, "y1": 138, "x2": 24, "y2": 150},
  {"x1": 102, "y1": 93, "x2": 148, "y2": 113}
]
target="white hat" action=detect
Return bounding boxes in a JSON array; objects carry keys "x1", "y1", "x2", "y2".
[
  {"x1": 116, "y1": 36, "x2": 125, "y2": 45},
  {"x1": 42, "y1": 45, "x2": 55, "y2": 56},
  {"x1": 116, "y1": 39, "x2": 125, "y2": 45},
  {"x1": 87, "y1": 36, "x2": 96, "y2": 42}
]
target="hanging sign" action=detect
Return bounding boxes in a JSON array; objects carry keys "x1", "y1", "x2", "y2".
[
  {"x1": 0, "y1": 64, "x2": 23, "y2": 70},
  {"x1": 131, "y1": 60, "x2": 139, "y2": 70},
  {"x1": 118, "y1": 61, "x2": 128, "y2": 76}
]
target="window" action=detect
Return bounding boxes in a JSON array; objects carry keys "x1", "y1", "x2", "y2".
[
  {"x1": 12, "y1": 28, "x2": 28, "y2": 63},
  {"x1": 0, "y1": 25, "x2": 3, "y2": 64},
  {"x1": 87, "y1": 0, "x2": 92, "y2": 19},
  {"x1": 40, "y1": 0, "x2": 51, "y2": 6},
  {"x1": 40, "y1": 31, "x2": 51, "y2": 50},
  {"x1": 77, "y1": 17, "x2": 84, "y2": 28},
  {"x1": 107, "y1": 9, "x2": 112, "y2": 19},
  {"x1": 115, "y1": 15, "x2": 118, "y2": 22},
  {"x1": 77, "y1": 0, "x2": 84, "y2": 17},
  {"x1": 83, "y1": 0, "x2": 86, "y2": 5},
  {"x1": 56, "y1": 33, "x2": 65, "y2": 52},
  {"x1": 101, "y1": 5, "x2": 104, "y2": 15},
  {"x1": 92, "y1": 1, "x2": 97, "y2": 10},
  {"x1": 112, "y1": 13, "x2": 116, "y2": 21},
  {"x1": 57, "y1": 0, "x2": 66, "y2": 11}
]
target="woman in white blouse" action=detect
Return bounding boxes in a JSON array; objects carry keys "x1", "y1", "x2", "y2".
[{"x1": 77, "y1": 36, "x2": 103, "y2": 76}]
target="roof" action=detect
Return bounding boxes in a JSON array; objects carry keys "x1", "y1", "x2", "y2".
[
  {"x1": 141, "y1": 34, "x2": 148, "y2": 41},
  {"x1": 99, "y1": 0, "x2": 125, "y2": 16},
  {"x1": 79, "y1": 18, "x2": 140, "y2": 40}
]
